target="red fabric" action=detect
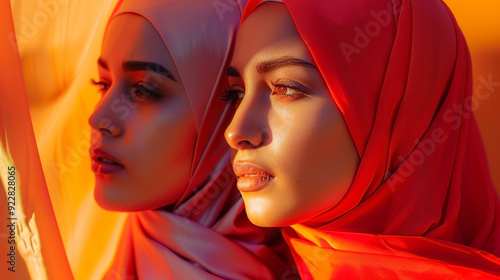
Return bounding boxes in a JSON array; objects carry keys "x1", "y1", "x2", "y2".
[{"x1": 242, "y1": 0, "x2": 500, "y2": 278}]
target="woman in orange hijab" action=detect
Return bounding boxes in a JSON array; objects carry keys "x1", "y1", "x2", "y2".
[
  {"x1": 224, "y1": 0, "x2": 500, "y2": 278},
  {"x1": 88, "y1": 0, "x2": 293, "y2": 278}
]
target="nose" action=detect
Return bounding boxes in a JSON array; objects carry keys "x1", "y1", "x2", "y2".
[
  {"x1": 224, "y1": 94, "x2": 270, "y2": 150},
  {"x1": 88, "y1": 87, "x2": 124, "y2": 137}
]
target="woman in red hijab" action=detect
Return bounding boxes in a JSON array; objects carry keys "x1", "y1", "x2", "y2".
[
  {"x1": 88, "y1": 0, "x2": 293, "y2": 278},
  {"x1": 224, "y1": 0, "x2": 500, "y2": 278}
]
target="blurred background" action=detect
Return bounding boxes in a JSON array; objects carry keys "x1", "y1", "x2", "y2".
[{"x1": 445, "y1": 0, "x2": 500, "y2": 191}]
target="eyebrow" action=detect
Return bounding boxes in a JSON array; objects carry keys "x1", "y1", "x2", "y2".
[
  {"x1": 97, "y1": 58, "x2": 108, "y2": 70},
  {"x1": 227, "y1": 66, "x2": 240, "y2": 77},
  {"x1": 257, "y1": 57, "x2": 317, "y2": 74},
  {"x1": 226, "y1": 56, "x2": 317, "y2": 78},
  {"x1": 123, "y1": 61, "x2": 177, "y2": 82},
  {"x1": 97, "y1": 58, "x2": 177, "y2": 82}
]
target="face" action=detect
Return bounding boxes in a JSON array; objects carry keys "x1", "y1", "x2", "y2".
[
  {"x1": 224, "y1": 3, "x2": 360, "y2": 227},
  {"x1": 88, "y1": 14, "x2": 197, "y2": 211}
]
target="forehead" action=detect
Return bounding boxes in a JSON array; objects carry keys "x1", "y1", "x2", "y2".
[
  {"x1": 231, "y1": 2, "x2": 311, "y2": 72},
  {"x1": 101, "y1": 14, "x2": 175, "y2": 73}
]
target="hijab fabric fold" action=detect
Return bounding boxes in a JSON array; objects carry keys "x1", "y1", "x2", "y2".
[
  {"x1": 242, "y1": 0, "x2": 500, "y2": 278},
  {"x1": 103, "y1": 0, "x2": 292, "y2": 279}
]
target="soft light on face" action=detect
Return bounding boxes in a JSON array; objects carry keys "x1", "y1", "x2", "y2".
[
  {"x1": 88, "y1": 14, "x2": 197, "y2": 211},
  {"x1": 224, "y1": 3, "x2": 360, "y2": 227}
]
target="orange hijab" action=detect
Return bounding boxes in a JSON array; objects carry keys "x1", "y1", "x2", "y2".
[
  {"x1": 102, "y1": 0, "x2": 292, "y2": 279},
  {"x1": 241, "y1": 0, "x2": 500, "y2": 278}
]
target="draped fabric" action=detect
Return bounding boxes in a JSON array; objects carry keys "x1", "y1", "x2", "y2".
[
  {"x1": 0, "y1": 0, "x2": 73, "y2": 279},
  {"x1": 241, "y1": 0, "x2": 500, "y2": 278},
  {"x1": 102, "y1": 0, "x2": 293, "y2": 279},
  {"x1": 5, "y1": 1, "x2": 125, "y2": 279}
]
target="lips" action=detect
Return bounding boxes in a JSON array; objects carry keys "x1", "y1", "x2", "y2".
[
  {"x1": 233, "y1": 161, "x2": 274, "y2": 192},
  {"x1": 90, "y1": 147, "x2": 125, "y2": 174}
]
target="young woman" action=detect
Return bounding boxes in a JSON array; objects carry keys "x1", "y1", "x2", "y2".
[
  {"x1": 88, "y1": 0, "x2": 294, "y2": 278},
  {"x1": 224, "y1": 0, "x2": 500, "y2": 278}
]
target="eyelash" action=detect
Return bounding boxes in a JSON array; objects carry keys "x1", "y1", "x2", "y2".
[
  {"x1": 221, "y1": 86, "x2": 245, "y2": 107},
  {"x1": 130, "y1": 82, "x2": 161, "y2": 101},
  {"x1": 91, "y1": 79, "x2": 109, "y2": 93},
  {"x1": 270, "y1": 81, "x2": 306, "y2": 102},
  {"x1": 221, "y1": 81, "x2": 306, "y2": 106},
  {"x1": 90, "y1": 79, "x2": 161, "y2": 101}
]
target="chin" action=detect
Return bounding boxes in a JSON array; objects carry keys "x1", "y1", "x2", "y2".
[
  {"x1": 94, "y1": 182, "x2": 179, "y2": 212},
  {"x1": 94, "y1": 183, "x2": 139, "y2": 212},
  {"x1": 246, "y1": 211, "x2": 298, "y2": 228},
  {"x1": 242, "y1": 196, "x2": 292, "y2": 227},
  {"x1": 245, "y1": 211, "x2": 270, "y2": 227},
  {"x1": 94, "y1": 189, "x2": 127, "y2": 211}
]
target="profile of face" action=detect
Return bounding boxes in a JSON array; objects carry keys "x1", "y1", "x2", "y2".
[
  {"x1": 224, "y1": 3, "x2": 360, "y2": 227},
  {"x1": 88, "y1": 14, "x2": 196, "y2": 211}
]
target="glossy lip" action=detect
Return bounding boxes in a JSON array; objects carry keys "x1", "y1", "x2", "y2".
[
  {"x1": 89, "y1": 147, "x2": 125, "y2": 175},
  {"x1": 233, "y1": 161, "x2": 274, "y2": 192}
]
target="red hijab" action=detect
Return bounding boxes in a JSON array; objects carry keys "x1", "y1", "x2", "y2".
[
  {"x1": 101, "y1": 0, "x2": 293, "y2": 279},
  {"x1": 241, "y1": 0, "x2": 500, "y2": 278}
]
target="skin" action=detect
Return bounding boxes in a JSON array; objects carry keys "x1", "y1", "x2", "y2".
[
  {"x1": 224, "y1": 3, "x2": 360, "y2": 227},
  {"x1": 88, "y1": 14, "x2": 196, "y2": 211}
]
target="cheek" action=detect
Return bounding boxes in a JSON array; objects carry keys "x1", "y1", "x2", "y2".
[
  {"x1": 133, "y1": 104, "x2": 197, "y2": 162},
  {"x1": 271, "y1": 104, "x2": 335, "y2": 173},
  {"x1": 273, "y1": 104, "x2": 358, "y2": 218},
  {"x1": 134, "y1": 111, "x2": 196, "y2": 174},
  {"x1": 123, "y1": 109, "x2": 197, "y2": 209}
]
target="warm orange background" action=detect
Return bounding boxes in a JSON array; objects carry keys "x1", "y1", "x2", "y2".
[{"x1": 445, "y1": 0, "x2": 500, "y2": 192}]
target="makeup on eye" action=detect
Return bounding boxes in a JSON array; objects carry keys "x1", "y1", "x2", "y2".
[
  {"x1": 221, "y1": 84, "x2": 245, "y2": 107},
  {"x1": 223, "y1": 57, "x2": 315, "y2": 106},
  {"x1": 129, "y1": 81, "x2": 162, "y2": 102},
  {"x1": 94, "y1": 58, "x2": 175, "y2": 102},
  {"x1": 271, "y1": 85, "x2": 304, "y2": 102},
  {"x1": 91, "y1": 78, "x2": 163, "y2": 102},
  {"x1": 270, "y1": 79, "x2": 309, "y2": 102},
  {"x1": 221, "y1": 79, "x2": 309, "y2": 106},
  {"x1": 91, "y1": 79, "x2": 110, "y2": 94}
]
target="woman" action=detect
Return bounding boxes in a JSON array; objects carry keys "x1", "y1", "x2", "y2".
[
  {"x1": 88, "y1": 0, "x2": 294, "y2": 278},
  {"x1": 224, "y1": 0, "x2": 500, "y2": 278}
]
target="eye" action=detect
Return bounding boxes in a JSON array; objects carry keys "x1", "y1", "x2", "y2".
[
  {"x1": 270, "y1": 81, "x2": 307, "y2": 102},
  {"x1": 130, "y1": 82, "x2": 161, "y2": 102},
  {"x1": 91, "y1": 79, "x2": 110, "y2": 94},
  {"x1": 271, "y1": 85, "x2": 301, "y2": 96},
  {"x1": 221, "y1": 85, "x2": 245, "y2": 107}
]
